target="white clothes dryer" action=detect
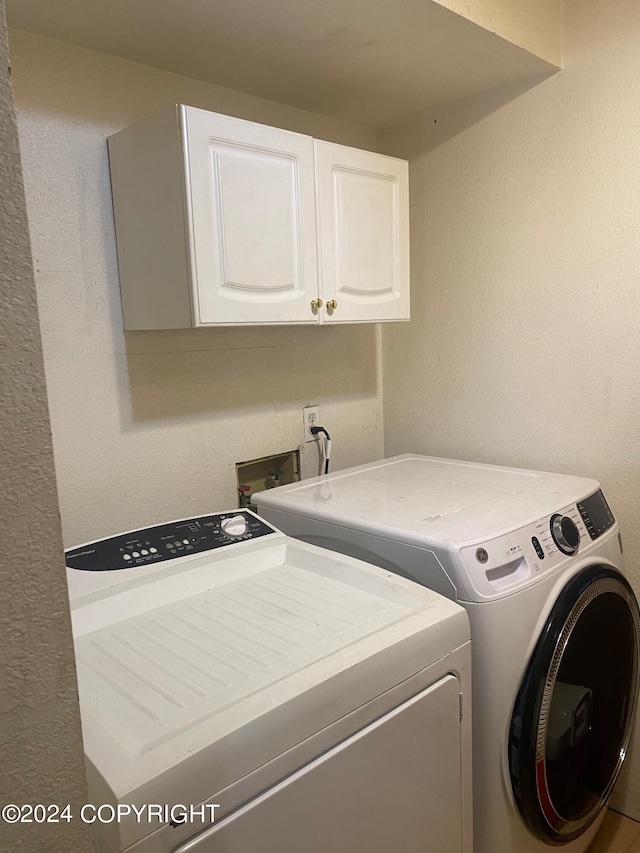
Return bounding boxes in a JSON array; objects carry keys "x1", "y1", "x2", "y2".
[
  {"x1": 65, "y1": 509, "x2": 472, "y2": 853},
  {"x1": 254, "y1": 455, "x2": 640, "y2": 853}
]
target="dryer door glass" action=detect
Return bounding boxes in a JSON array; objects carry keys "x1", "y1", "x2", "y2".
[{"x1": 509, "y1": 566, "x2": 640, "y2": 844}]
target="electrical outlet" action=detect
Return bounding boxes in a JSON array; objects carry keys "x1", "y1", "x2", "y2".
[{"x1": 303, "y1": 406, "x2": 319, "y2": 442}]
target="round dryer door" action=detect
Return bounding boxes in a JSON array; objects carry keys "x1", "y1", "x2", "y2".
[{"x1": 509, "y1": 565, "x2": 640, "y2": 844}]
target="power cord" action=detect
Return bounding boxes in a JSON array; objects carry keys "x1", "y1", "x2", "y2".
[{"x1": 310, "y1": 425, "x2": 331, "y2": 475}]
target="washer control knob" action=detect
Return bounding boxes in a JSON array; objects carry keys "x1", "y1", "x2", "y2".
[
  {"x1": 550, "y1": 514, "x2": 580, "y2": 555},
  {"x1": 221, "y1": 515, "x2": 248, "y2": 538}
]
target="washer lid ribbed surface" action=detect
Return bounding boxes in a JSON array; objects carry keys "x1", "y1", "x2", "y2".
[
  {"x1": 76, "y1": 560, "x2": 411, "y2": 752},
  {"x1": 73, "y1": 537, "x2": 468, "y2": 811}
]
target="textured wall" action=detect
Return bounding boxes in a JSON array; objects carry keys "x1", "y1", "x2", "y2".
[
  {"x1": 379, "y1": 0, "x2": 640, "y2": 817},
  {"x1": 8, "y1": 30, "x2": 383, "y2": 547},
  {"x1": 435, "y1": 0, "x2": 563, "y2": 65},
  {"x1": 0, "y1": 6, "x2": 90, "y2": 853}
]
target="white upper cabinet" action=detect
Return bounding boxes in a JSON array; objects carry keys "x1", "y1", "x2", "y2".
[
  {"x1": 315, "y1": 141, "x2": 409, "y2": 324},
  {"x1": 108, "y1": 105, "x2": 409, "y2": 328},
  {"x1": 185, "y1": 109, "x2": 318, "y2": 325}
]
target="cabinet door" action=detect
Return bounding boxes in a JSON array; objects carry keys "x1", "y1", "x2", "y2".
[
  {"x1": 184, "y1": 107, "x2": 319, "y2": 325},
  {"x1": 172, "y1": 676, "x2": 463, "y2": 853},
  {"x1": 315, "y1": 141, "x2": 409, "y2": 324}
]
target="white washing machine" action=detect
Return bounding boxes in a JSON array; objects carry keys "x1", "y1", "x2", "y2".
[
  {"x1": 65, "y1": 509, "x2": 472, "y2": 853},
  {"x1": 254, "y1": 454, "x2": 640, "y2": 853}
]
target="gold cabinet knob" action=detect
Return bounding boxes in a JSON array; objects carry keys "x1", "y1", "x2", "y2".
[
  {"x1": 311, "y1": 298, "x2": 323, "y2": 311},
  {"x1": 326, "y1": 299, "x2": 337, "y2": 311}
]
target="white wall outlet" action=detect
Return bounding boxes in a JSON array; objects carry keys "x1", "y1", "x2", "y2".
[{"x1": 303, "y1": 406, "x2": 319, "y2": 442}]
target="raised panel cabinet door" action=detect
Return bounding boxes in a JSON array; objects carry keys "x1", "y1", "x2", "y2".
[
  {"x1": 315, "y1": 140, "x2": 410, "y2": 324},
  {"x1": 183, "y1": 107, "x2": 320, "y2": 325}
]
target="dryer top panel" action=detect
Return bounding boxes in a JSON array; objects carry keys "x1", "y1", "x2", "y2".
[
  {"x1": 253, "y1": 454, "x2": 601, "y2": 548},
  {"x1": 70, "y1": 533, "x2": 468, "y2": 827}
]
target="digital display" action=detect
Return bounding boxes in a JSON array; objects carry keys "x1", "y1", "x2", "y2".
[{"x1": 577, "y1": 490, "x2": 615, "y2": 540}]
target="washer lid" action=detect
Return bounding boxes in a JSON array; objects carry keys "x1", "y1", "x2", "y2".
[
  {"x1": 253, "y1": 454, "x2": 599, "y2": 547},
  {"x1": 72, "y1": 536, "x2": 468, "y2": 847}
]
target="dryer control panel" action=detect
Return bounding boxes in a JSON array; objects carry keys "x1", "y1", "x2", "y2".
[
  {"x1": 457, "y1": 491, "x2": 616, "y2": 601},
  {"x1": 65, "y1": 511, "x2": 275, "y2": 571}
]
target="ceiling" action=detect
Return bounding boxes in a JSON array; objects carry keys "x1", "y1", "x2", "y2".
[{"x1": 6, "y1": 0, "x2": 557, "y2": 131}]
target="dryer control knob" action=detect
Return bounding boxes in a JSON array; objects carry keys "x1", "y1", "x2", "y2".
[
  {"x1": 221, "y1": 515, "x2": 249, "y2": 538},
  {"x1": 550, "y1": 514, "x2": 580, "y2": 555}
]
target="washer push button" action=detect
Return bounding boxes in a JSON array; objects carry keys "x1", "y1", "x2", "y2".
[{"x1": 531, "y1": 537, "x2": 545, "y2": 560}]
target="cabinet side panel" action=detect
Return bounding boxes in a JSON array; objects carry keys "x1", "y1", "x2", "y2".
[{"x1": 108, "y1": 107, "x2": 193, "y2": 329}]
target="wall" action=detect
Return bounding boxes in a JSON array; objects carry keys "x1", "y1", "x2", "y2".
[
  {"x1": 435, "y1": 0, "x2": 563, "y2": 66},
  {"x1": 8, "y1": 29, "x2": 382, "y2": 547},
  {"x1": 0, "y1": 6, "x2": 89, "y2": 853},
  {"x1": 379, "y1": 0, "x2": 640, "y2": 816}
]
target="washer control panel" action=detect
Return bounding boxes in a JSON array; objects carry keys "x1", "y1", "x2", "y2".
[
  {"x1": 532, "y1": 503, "x2": 584, "y2": 560},
  {"x1": 577, "y1": 489, "x2": 615, "y2": 540},
  {"x1": 458, "y1": 490, "x2": 616, "y2": 600},
  {"x1": 65, "y1": 512, "x2": 275, "y2": 571}
]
